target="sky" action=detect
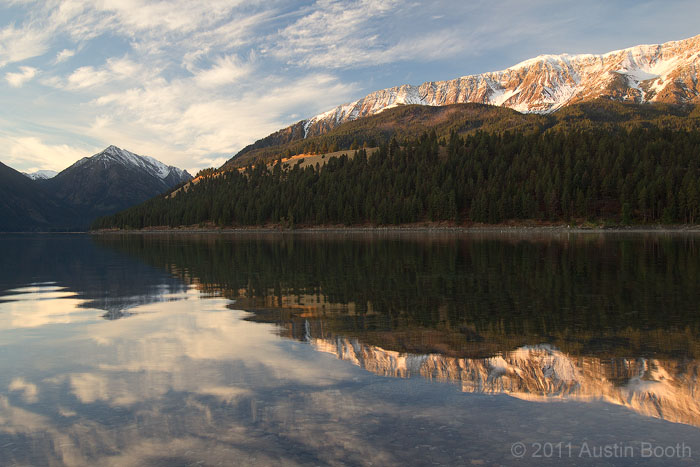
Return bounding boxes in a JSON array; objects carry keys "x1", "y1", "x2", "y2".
[{"x1": 1, "y1": 0, "x2": 699, "y2": 175}]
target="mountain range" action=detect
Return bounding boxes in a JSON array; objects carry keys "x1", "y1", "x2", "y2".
[
  {"x1": 0, "y1": 146, "x2": 191, "y2": 231},
  {"x1": 228, "y1": 34, "x2": 700, "y2": 166}
]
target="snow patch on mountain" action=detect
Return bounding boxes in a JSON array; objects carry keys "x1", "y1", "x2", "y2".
[{"x1": 23, "y1": 170, "x2": 57, "y2": 180}]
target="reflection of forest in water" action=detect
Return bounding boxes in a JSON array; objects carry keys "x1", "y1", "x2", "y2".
[
  {"x1": 94, "y1": 232, "x2": 700, "y2": 360},
  {"x1": 0, "y1": 234, "x2": 186, "y2": 315}
]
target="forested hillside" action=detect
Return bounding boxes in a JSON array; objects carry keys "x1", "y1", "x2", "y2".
[
  {"x1": 93, "y1": 126, "x2": 700, "y2": 229},
  {"x1": 226, "y1": 100, "x2": 700, "y2": 167}
]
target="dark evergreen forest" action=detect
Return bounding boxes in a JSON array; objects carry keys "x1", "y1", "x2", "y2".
[{"x1": 93, "y1": 127, "x2": 700, "y2": 229}]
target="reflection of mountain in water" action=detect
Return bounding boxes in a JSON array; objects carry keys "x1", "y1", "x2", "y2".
[
  {"x1": 312, "y1": 336, "x2": 700, "y2": 428},
  {"x1": 0, "y1": 235, "x2": 187, "y2": 317},
  {"x1": 89, "y1": 284, "x2": 186, "y2": 317},
  {"x1": 101, "y1": 309, "x2": 133, "y2": 320}
]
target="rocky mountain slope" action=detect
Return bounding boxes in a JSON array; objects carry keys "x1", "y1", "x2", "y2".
[{"x1": 229, "y1": 34, "x2": 700, "y2": 165}]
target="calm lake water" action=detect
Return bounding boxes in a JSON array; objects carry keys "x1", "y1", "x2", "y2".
[{"x1": 1, "y1": 232, "x2": 699, "y2": 466}]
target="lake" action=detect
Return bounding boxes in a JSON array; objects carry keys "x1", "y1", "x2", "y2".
[{"x1": 0, "y1": 232, "x2": 699, "y2": 466}]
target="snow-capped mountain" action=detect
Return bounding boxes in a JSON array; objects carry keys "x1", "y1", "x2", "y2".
[
  {"x1": 301, "y1": 34, "x2": 700, "y2": 137},
  {"x1": 23, "y1": 169, "x2": 57, "y2": 180},
  {"x1": 41, "y1": 145, "x2": 192, "y2": 229},
  {"x1": 71, "y1": 145, "x2": 190, "y2": 186}
]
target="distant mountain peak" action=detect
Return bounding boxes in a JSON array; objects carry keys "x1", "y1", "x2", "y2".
[{"x1": 23, "y1": 169, "x2": 58, "y2": 180}]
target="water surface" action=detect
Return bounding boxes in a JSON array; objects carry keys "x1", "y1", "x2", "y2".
[{"x1": 0, "y1": 232, "x2": 699, "y2": 466}]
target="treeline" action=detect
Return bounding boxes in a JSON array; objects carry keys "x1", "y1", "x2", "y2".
[{"x1": 93, "y1": 127, "x2": 700, "y2": 229}]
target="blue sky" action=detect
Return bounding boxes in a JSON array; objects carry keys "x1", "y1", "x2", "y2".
[{"x1": 1, "y1": 0, "x2": 699, "y2": 174}]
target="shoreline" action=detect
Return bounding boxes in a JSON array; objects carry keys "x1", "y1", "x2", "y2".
[{"x1": 90, "y1": 223, "x2": 700, "y2": 235}]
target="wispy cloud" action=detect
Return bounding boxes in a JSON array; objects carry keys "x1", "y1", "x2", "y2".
[
  {"x1": 54, "y1": 48, "x2": 75, "y2": 63},
  {"x1": 271, "y1": 0, "x2": 406, "y2": 68},
  {"x1": 39, "y1": 55, "x2": 162, "y2": 91},
  {"x1": 193, "y1": 54, "x2": 253, "y2": 88},
  {"x1": 0, "y1": 1, "x2": 262, "y2": 68},
  {"x1": 5, "y1": 65, "x2": 38, "y2": 87},
  {"x1": 64, "y1": 66, "x2": 110, "y2": 89},
  {"x1": 0, "y1": 23, "x2": 51, "y2": 68},
  {"x1": 1, "y1": 135, "x2": 94, "y2": 172}
]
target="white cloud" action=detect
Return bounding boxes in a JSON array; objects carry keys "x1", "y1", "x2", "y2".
[
  {"x1": 89, "y1": 0, "x2": 244, "y2": 36},
  {"x1": 0, "y1": 23, "x2": 51, "y2": 68},
  {"x1": 65, "y1": 65, "x2": 110, "y2": 89},
  {"x1": 0, "y1": 1, "x2": 406, "y2": 172},
  {"x1": 1, "y1": 135, "x2": 95, "y2": 172},
  {"x1": 272, "y1": 0, "x2": 409, "y2": 68},
  {"x1": 0, "y1": 1, "x2": 107, "y2": 68},
  {"x1": 286, "y1": 29, "x2": 469, "y2": 69},
  {"x1": 5, "y1": 65, "x2": 38, "y2": 87},
  {"x1": 265, "y1": 0, "x2": 472, "y2": 69},
  {"x1": 53, "y1": 56, "x2": 159, "y2": 90},
  {"x1": 0, "y1": 1, "x2": 261, "y2": 68},
  {"x1": 54, "y1": 48, "x2": 75, "y2": 63},
  {"x1": 193, "y1": 54, "x2": 252, "y2": 88}
]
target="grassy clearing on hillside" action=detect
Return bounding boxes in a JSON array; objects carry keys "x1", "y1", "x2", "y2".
[{"x1": 277, "y1": 148, "x2": 379, "y2": 170}]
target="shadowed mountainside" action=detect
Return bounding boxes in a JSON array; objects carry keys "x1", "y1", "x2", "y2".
[{"x1": 0, "y1": 161, "x2": 76, "y2": 231}]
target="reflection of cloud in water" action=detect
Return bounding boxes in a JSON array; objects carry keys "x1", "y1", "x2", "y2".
[
  {"x1": 66, "y1": 298, "x2": 355, "y2": 408},
  {"x1": 0, "y1": 297, "x2": 410, "y2": 465},
  {"x1": 8, "y1": 378, "x2": 38, "y2": 404},
  {"x1": 2, "y1": 294, "x2": 700, "y2": 466},
  {"x1": 0, "y1": 285, "x2": 193, "y2": 331},
  {"x1": 0, "y1": 286, "x2": 96, "y2": 330}
]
